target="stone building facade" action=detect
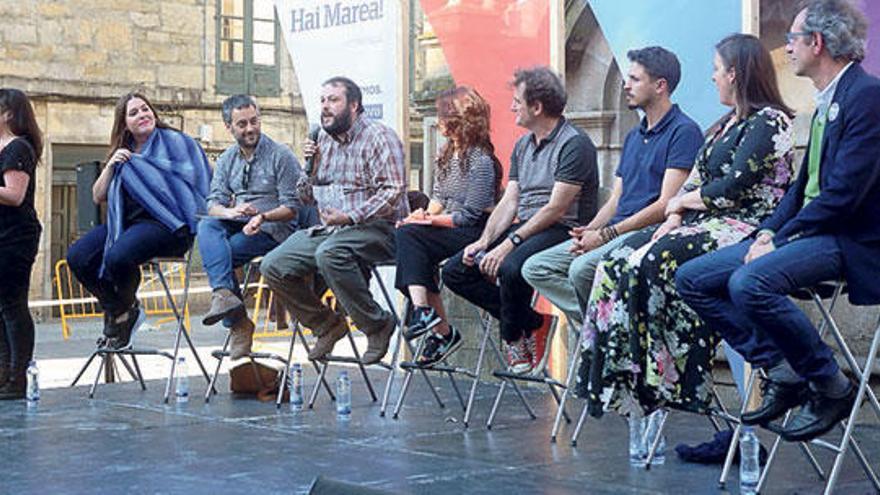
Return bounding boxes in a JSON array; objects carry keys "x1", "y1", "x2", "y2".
[{"x1": 0, "y1": 0, "x2": 309, "y2": 305}]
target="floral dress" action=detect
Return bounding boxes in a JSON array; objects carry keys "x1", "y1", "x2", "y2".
[{"x1": 575, "y1": 107, "x2": 794, "y2": 418}]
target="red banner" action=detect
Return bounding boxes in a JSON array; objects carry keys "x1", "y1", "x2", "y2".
[{"x1": 421, "y1": 0, "x2": 550, "y2": 181}]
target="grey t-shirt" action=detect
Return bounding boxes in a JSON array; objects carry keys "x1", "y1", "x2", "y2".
[{"x1": 509, "y1": 119, "x2": 598, "y2": 228}]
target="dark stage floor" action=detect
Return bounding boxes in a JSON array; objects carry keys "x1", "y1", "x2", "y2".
[{"x1": 1, "y1": 362, "x2": 878, "y2": 495}]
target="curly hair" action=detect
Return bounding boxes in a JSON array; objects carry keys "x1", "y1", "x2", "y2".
[
  {"x1": 801, "y1": 0, "x2": 867, "y2": 62},
  {"x1": 512, "y1": 66, "x2": 567, "y2": 117},
  {"x1": 435, "y1": 86, "x2": 503, "y2": 201}
]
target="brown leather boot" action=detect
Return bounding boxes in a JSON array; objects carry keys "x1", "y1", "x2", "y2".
[
  {"x1": 307, "y1": 319, "x2": 349, "y2": 361},
  {"x1": 202, "y1": 288, "x2": 245, "y2": 326},
  {"x1": 361, "y1": 316, "x2": 395, "y2": 365},
  {"x1": 228, "y1": 317, "x2": 255, "y2": 360}
]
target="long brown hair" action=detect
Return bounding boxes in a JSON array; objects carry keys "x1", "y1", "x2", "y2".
[
  {"x1": 107, "y1": 91, "x2": 174, "y2": 160},
  {"x1": 435, "y1": 86, "x2": 503, "y2": 201},
  {"x1": 0, "y1": 88, "x2": 43, "y2": 163},
  {"x1": 715, "y1": 34, "x2": 794, "y2": 120}
]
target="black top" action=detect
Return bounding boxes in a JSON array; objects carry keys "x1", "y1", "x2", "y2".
[
  {"x1": 0, "y1": 138, "x2": 40, "y2": 236},
  {"x1": 122, "y1": 182, "x2": 155, "y2": 226}
]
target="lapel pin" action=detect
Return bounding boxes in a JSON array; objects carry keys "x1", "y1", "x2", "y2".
[{"x1": 828, "y1": 102, "x2": 840, "y2": 122}]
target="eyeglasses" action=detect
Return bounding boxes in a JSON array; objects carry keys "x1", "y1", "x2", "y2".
[
  {"x1": 785, "y1": 31, "x2": 813, "y2": 44},
  {"x1": 241, "y1": 160, "x2": 252, "y2": 191}
]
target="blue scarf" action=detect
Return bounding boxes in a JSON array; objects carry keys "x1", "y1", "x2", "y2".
[{"x1": 101, "y1": 127, "x2": 212, "y2": 277}]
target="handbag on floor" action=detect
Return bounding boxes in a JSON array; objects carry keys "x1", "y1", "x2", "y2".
[{"x1": 228, "y1": 361, "x2": 289, "y2": 402}]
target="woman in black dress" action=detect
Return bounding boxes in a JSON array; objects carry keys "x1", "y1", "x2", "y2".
[{"x1": 0, "y1": 89, "x2": 43, "y2": 400}]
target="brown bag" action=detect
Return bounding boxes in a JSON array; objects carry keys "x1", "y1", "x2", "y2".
[{"x1": 228, "y1": 361, "x2": 289, "y2": 402}]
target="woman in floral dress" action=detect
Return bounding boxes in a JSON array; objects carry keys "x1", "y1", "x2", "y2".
[{"x1": 576, "y1": 34, "x2": 795, "y2": 419}]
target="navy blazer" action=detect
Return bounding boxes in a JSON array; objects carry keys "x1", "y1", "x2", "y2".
[{"x1": 757, "y1": 64, "x2": 880, "y2": 305}]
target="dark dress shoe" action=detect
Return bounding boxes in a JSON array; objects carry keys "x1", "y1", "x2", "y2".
[
  {"x1": 741, "y1": 379, "x2": 808, "y2": 426},
  {"x1": 781, "y1": 386, "x2": 857, "y2": 443}
]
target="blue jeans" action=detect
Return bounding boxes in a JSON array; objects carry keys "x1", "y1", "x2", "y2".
[
  {"x1": 676, "y1": 236, "x2": 843, "y2": 381},
  {"x1": 67, "y1": 221, "x2": 191, "y2": 318},
  {"x1": 197, "y1": 217, "x2": 279, "y2": 296}
]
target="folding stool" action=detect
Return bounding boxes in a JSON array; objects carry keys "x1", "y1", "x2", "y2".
[
  {"x1": 392, "y1": 307, "x2": 537, "y2": 428},
  {"x1": 719, "y1": 281, "x2": 880, "y2": 494},
  {"x1": 481, "y1": 315, "x2": 574, "y2": 429},
  {"x1": 204, "y1": 257, "x2": 334, "y2": 407},
  {"x1": 71, "y1": 251, "x2": 214, "y2": 402},
  {"x1": 305, "y1": 261, "x2": 444, "y2": 416}
]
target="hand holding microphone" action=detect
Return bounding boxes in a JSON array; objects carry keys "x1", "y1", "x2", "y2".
[{"x1": 303, "y1": 123, "x2": 321, "y2": 176}]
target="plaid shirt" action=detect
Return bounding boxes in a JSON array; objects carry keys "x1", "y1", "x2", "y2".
[{"x1": 312, "y1": 115, "x2": 408, "y2": 223}]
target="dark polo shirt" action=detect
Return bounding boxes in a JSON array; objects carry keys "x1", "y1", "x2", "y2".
[{"x1": 611, "y1": 104, "x2": 703, "y2": 225}]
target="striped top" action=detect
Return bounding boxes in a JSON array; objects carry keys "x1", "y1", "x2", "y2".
[{"x1": 432, "y1": 147, "x2": 497, "y2": 227}]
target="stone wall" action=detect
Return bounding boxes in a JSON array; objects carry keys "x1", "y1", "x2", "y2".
[{"x1": 0, "y1": 0, "x2": 308, "y2": 304}]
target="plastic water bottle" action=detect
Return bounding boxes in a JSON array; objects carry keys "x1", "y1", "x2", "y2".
[
  {"x1": 289, "y1": 363, "x2": 303, "y2": 411},
  {"x1": 175, "y1": 356, "x2": 189, "y2": 403},
  {"x1": 25, "y1": 360, "x2": 40, "y2": 404},
  {"x1": 628, "y1": 416, "x2": 647, "y2": 466},
  {"x1": 739, "y1": 427, "x2": 760, "y2": 494},
  {"x1": 644, "y1": 409, "x2": 667, "y2": 465},
  {"x1": 336, "y1": 370, "x2": 351, "y2": 417}
]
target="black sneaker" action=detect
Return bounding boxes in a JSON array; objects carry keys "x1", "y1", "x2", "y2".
[
  {"x1": 417, "y1": 326, "x2": 462, "y2": 366},
  {"x1": 404, "y1": 306, "x2": 441, "y2": 340},
  {"x1": 107, "y1": 304, "x2": 145, "y2": 350}
]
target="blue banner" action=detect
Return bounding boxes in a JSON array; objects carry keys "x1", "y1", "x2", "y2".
[{"x1": 588, "y1": 0, "x2": 741, "y2": 129}]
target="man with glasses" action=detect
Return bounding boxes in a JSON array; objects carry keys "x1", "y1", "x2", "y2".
[
  {"x1": 198, "y1": 94, "x2": 304, "y2": 358},
  {"x1": 677, "y1": 0, "x2": 880, "y2": 442}
]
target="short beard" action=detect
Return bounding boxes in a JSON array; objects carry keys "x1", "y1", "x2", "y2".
[
  {"x1": 236, "y1": 132, "x2": 260, "y2": 151},
  {"x1": 323, "y1": 108, "x2": 354, "y2": 136}
]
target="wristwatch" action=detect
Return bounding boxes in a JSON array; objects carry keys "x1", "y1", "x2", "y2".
[{"x1": 507, "y1": 232, "x2": 523, "y2": 247}]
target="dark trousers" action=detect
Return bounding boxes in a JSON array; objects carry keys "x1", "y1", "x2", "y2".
[
  {"x1": 676, "y1": 236, "x2": 843, "y2": 381},
  {"x1": 442, "y1": 223, "x2": 569, "y2": 343},
  {"x1": 0, "y1": 231, "x2": 40, "y2": 370},
  {"x1": 394, "y1": 223, "x2": 484, "y2": 294},
  {"x1": 67, "y1": 221, "x2": 191, "y2": 318}
]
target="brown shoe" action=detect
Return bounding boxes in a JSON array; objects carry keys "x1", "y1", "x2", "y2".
[
  {"x1": 308, "y1": 319, "x2": 349, "y2": 361},
  {"x1": 203, "y1": 288, "x2": 244, "y2": 326},
  {"x1": 228, "y1": 317, "x2": 255, "y2": 360},
  {"x1": 361, "y1": 316, "x2": 396, "y2": 365}
]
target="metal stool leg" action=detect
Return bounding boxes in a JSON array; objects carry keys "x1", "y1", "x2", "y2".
[
  {"x1": 89, "y1": 354, "x2": 107, "y2": 399},
  {"x1": 296, "y1": 324, "x2": 335, "y2": 400},
  {"x1": 487, "y1": 336, "x2": 536, "y2": 422},
  {"x1": 391, "y1": 335, "x2": 430, "y2": 419},
  {"x1": 463, "y1": 313, "x2": 493, "y2": 428},
  {"x1": 571, "y1": 402, "x2": 589, "y2": 446},
  {"x1": 823, "y1": 321, "x2": 880, "y2": 495},
  {"x1": 205, "y1": 332, "x2": 232, "y2": 402},
  {"x1": 448, "y1": 372, "x2": 466, "y2": 411},
  {"x1": 129, "y1": 354, "x2": 146, "y2": 390},
  {"x1": 719, "y1": 368, "x2": 758, "y2": 488},
  {"x1": 644, "y1": 410, "x2": 668, "y2": 470},
  {"x1": 71, "y1": 350, "x2": 100, "y2": 388},
  {"x1": 345, "y1": 331, "x2": 377, "y2": 402},
  {"x1": 275, "y1": 326, "x2": 299, "y2": 408},
  {"x1": 551, "y1": 331, "x2": 582, "y2": 442},
  {"x1": 545, "y1": 370, "x2": 571, "y2": 424},
  {"x1": 486, "y1": 380, "x2": 507, "y2": 429}
]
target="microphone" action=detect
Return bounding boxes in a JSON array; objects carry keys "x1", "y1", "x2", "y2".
[{"x1": 305, "y1": 123, "x2": 320, "y2": 176}]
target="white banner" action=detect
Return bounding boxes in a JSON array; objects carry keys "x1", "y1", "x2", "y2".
[{"x1": 275, "y1": 0, "x2": 403, "y2": 134}]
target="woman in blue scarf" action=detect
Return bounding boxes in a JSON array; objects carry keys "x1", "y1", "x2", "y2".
[{"x1": 67, "y1": 92, "x2": 211, "y2": 350}]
